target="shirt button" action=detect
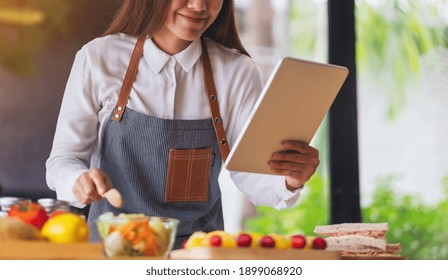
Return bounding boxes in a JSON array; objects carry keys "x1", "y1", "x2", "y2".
[{"x1": 168, "y1": 81, "x2": 174, "y2": 87}]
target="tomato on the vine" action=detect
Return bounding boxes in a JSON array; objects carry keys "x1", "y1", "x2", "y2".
[{"x1": 8, "y1": 201, "x2": 48, "y2": 230}]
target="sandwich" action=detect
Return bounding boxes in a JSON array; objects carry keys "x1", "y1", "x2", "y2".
[{"x1": 314, "y1": 223, "x2": 401, "y2": 257}]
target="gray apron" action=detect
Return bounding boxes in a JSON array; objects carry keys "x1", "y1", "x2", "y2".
[{"x1": 87, "y1": 37, "x2": 230, "y2": 249}]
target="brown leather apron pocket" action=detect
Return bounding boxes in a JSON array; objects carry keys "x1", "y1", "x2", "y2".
[{"x1": 165, "y1": 147, "x2": 213, "y2": 202}]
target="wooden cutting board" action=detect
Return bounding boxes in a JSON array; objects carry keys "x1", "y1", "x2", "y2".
[{"x1": 170, "y1": 247, "x2": 341, "y2": 260}]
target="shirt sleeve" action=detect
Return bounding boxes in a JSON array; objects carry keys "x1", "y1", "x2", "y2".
[
  {"x1": 229, "y1": 171, "x2": 302, "y2": 209},
  {"x1": 45, "y1": 47, "x2": 100, "y2": 208},
  {"x1": 225, "y1": 57, "x2": 302, "y2": 210}
]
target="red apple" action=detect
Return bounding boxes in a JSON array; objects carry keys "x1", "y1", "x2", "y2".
[
  {"x1": 236, "y1": 233, "x2": 252, "y2": 247},
  {"x1": 260, "y1": 235, "x2": 275, "y2": 248},
  {"x1": 209, "y1": 235, "x2": 222, "y2": 247},
  {"x1": 312, "y1": 237, "x2": 327, "y2": 250},
  {"x1": 291, "y1": 234, "x2": 307, "y2": 249}
]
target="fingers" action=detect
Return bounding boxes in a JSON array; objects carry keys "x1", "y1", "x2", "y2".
[
  {"x1": 281, "y1": 140, "x2": 319, "y2": 156},
  {"x1": 90, "y1": 168, "x2": 112, "y2": 195},
  {"x1": 269, "y1": 140, "x2": 320, "y2": 189},
  {"x1": 271, "y1": 152, "x2": 320, "y2": 165},
  {"x1": 72, "y1": 168, "x2": 113, "y2": 205},
  {"x1": 270, "y1": 163, "x2": 317, "y2": 181},
  {"x1": 271, "y1": 140, "x2": 319, "y2": 165}
]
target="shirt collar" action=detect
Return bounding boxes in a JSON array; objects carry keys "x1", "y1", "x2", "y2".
[{"x1": 143, "y1": 38, "x2": 202, "y2": 74}]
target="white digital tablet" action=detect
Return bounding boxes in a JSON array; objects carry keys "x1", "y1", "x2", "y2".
[{"x1": 224, "y1": 57, "x2": 349, "y2": 175}]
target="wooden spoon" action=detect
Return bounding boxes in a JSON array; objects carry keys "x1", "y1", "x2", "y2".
[{"x1": 102, "y1": 189, "x2": 123, "y2": 208}]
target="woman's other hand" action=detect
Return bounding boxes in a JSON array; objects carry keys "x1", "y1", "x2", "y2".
[
  {"x1": 72, "y1": 168, "x2": 113, "y2": 205},
  {"x1": 268, "y1": 140, "x2": 320, "y2": 191}
]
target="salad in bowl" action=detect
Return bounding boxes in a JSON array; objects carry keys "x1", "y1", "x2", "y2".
[{"x1": 96, "y1": 212, "x2": 179, "y2": 258}]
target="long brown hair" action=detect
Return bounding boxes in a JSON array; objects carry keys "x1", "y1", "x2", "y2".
[{"x1": 104, "y1": 0, "x2": 249, "y2": 56}]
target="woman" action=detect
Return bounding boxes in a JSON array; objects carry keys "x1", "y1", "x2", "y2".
[{"x1": 46, "y1": 0, "x2": 320, "y2": 248}]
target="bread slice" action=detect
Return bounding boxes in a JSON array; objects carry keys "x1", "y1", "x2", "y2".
[
  {"x1": 326, "y1": 235, "x2": 387, "y2": 253},
  {"x1": 314, "y1": 223, "x2": 388, "y2": 238}
]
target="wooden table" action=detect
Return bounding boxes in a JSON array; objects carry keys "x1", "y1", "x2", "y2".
[
  {"x1": 170, "y1": 247, "x2": 340, "y2": 260},
  {"x1": 0, "y1": 241, "x2": 339, "y2": 260},
  {"x1": 0, "y1": 241, "x2": 104, "y2": 260},
  {"x1": 0, "y1": 241, "x2": 401, "y2": 260}
]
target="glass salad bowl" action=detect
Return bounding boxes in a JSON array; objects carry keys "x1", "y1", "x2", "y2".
[{"x1": 96, "y1": 212, "x2": 179, "y2": 258}]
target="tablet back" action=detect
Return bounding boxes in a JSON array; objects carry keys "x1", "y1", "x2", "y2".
[{"x1": 224, "y1": 57, "x2": 349, "y2": 174}]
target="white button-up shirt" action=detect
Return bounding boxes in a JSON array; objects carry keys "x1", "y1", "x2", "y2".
[{"x1": 46, "y1": 33, "x2": 301, "y2": 209}]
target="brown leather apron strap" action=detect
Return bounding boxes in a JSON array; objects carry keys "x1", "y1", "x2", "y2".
[
  {"x1": 200, "y1": 38, "x2": 231, "y2": 162},
  {"x1": 112, "y1": 35, "x2": 146, "y2": 122}
]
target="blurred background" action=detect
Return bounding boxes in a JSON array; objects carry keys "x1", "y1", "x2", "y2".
[{"x1": 1, "y1": 0, "x2": 447, "y2": 259}]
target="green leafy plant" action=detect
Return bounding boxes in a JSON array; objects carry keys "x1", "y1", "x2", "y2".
[{"x1": 363, "y1": 175, "x2": 448, "y2": 260}]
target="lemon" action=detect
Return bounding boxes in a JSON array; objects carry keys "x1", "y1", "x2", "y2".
[{"x1": 41, "y1": 213, "x2": 89, "y2": 243}]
